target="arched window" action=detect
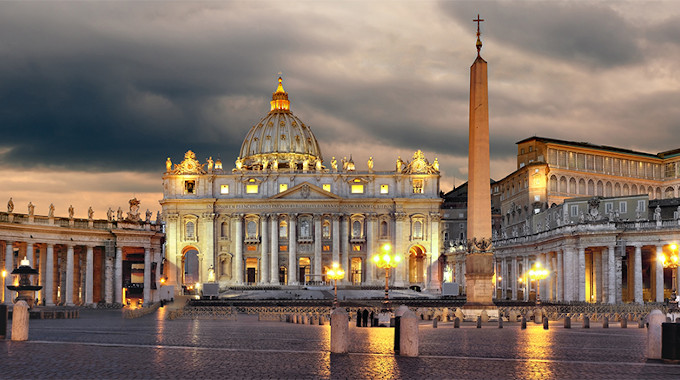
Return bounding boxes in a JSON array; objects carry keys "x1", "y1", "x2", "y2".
[
  {"x1": 579, "y1": 179, "x2": 586, "y2": 194},
  {"x1": 221, "y1": 222, "x2": 229, "y2": 237},
  {"x1": 322, "y1": 220, "x2": 331, "y2": 239},
  {"x1": 186, "y1": 221, "x2": 195, "y2": 240},
  {"x1": 413, "y1": 221, "x2": 423, "y2": 239},
  {"x1": 380, "y1": 221, "x2": 388, "y2": 237},
  {"x1": 247, "y1": 221, "x2": 257, "y2": 238},
  {"x1": 279, "y1": 220, "x2": 288, "y2": 238},
  {"x1": 352, "y1": 221, "x2": 362, "y2": 238},
  {"x1": 631, "y1": 184, "x2": 638, "y2": 195}
]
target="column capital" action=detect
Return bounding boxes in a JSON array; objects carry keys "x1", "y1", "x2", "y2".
[
  {"x1": 394, "y1": 212, "x2": 407, "y2": 221},
  {"x1": 313, "y1": 213, "x2": 322, "y2": 221},
  {"x1": 331, "y1": 214, "x2": 341, "y2": 222},
  {"x1": 366, "y1": 213, "x2": 378, "y2": 221}
]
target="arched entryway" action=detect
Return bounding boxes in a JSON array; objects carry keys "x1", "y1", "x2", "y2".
[
  {"x1": 182, "y1": 247, "x2": 199, "y2": 294},
  {"x1": 408, "y1": 245, "x2": 427, "y2": 284},
  {"x1": 350, "y1": 257, "x2": 362, "y2": 285}
]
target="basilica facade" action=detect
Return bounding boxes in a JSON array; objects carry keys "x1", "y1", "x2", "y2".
[{"x1": 161, "y1": 78, "x2": 442, "y2": 294}]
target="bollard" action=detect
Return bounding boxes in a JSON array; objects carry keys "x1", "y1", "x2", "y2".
[
  {"x1": 621, "y1": 317, "x2": 627, "y2": 329},
  {"x1": 543, "y1": 317, "x2": 549, "y2": 330},
  {"x1": 454, "y1": 317, "x2": 460, "y2": 328},
  {"x1": 399, "y1": 310, "x2": 419, "y2": 357},
  {"x1": 583, "y1": 316, "x2": 590, "y2": 328},
  {"x1": 481, "y1": 310, "x2": 489, "y2": 323},
  {"x1": 11, "y1": 300, "x2": 30, "y2": 341},
  {"x1": 330, "y1": 308, "x2": 349, "y2": 354},
  {"x1": 356, "y1": 310, "x2": 362, "y2": 327},
  {"x1": 647, "y1": 309, "x2": 665, "y2": 360},
  {"x1": 476, "y1": 315, "x2": 482, "y2": 328},
  {"x1": 521, "y1": 316, "x2": 527, "y2": 329},
  {"x1": 534, "y1": 309, "x2": 543, "y2": 324},
  {"x1": 498, "y1": 318, "x2": 503, "y2": 329},
  {"x1": 564, "y1": 316, "x2": 571, "y2": 329},
  {"x1": 393, "y1": 305, "x2": 409, "y2": 353},
  {"x1": 639, "y1": 317, "x2": 645, "y2": 329},
  {"x1": 0, "y1": 305, "x2": 7, "y2": 339},
  {"x1": 603, "y1": 316, "x2": 609, "y2": 329},
  {"x1": 433, "y1": 317, "x2": 438, "y2": 328}
]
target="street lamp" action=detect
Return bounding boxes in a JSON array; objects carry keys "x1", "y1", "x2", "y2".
[
  {"x1": 528, "y1": 262, "x2": 549, "y2": 306},
  {"x1": 373, "y1": 243, "x2": 401, "y2": 311},
  {"x1": 1, "y1": 269, "x2": 6, "y2": 303},
  {"x1": 659, "y1": 243, "x2": 679, "y2": 299},
  {"x1": 326, "y1": 262, "x2": 345, "y2": 308}
]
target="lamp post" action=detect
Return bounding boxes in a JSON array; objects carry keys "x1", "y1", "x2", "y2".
[
  {"x1": 660, "y1": 243, "x2": 679, "y2": 300},
  {"x1": 373, "y1": 243, "x2": 401, "y2": 311},
  {"x1": 327, "y1": 262, "x2": 345, "y2": 308},
  {"x1": 528, "y1": 262, "x2": 549, "y2": 306},
  {"x1": 1, "y1": 269, "x2": 6, "y2": 303}
]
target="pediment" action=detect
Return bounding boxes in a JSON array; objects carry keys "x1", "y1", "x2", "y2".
[{"x1": 271, "y1": 182, "x2": 342, "y2": 200}]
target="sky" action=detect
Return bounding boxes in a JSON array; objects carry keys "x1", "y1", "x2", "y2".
[{"x1": 1, "y1": 1, "x2": 680, "y2": 218}]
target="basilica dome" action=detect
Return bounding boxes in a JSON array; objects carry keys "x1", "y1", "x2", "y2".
[{"x1": 239, "y1": 78, "x2": 322, "y2": 171}]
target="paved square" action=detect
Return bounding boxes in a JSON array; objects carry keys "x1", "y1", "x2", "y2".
[{"x1": 1, "y1": 307, "x2": 679, "y2": 379}]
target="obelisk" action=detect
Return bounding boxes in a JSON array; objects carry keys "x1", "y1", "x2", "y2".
[{"x1": 464, "y1": 15, "x2": 495, "y2": 309}]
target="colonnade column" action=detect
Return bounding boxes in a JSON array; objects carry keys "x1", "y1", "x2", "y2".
[
  {"x1": 288, "y1": 214, "x2": 297, "y2": 285},
  {"x1": 556, "y1": 250, "x2": 563, "y2": 301},
  {"x1": 115, "y1": 246, "x2": 123, "y2": 304},
  {"x1": 332, "y1": 215, "x2": 340, "y2": 264},
  {"x1": 607, "y1": 245, "x2": 616, "y2": 304},
  {"x1": 45, "y1": 244, "x2": 54, "y2": 306},
  {"x1": 4, "y1": 241, "x2": 13, "y2": 305},
  {"x1": 340, "y1": 214, "x2": 349, "y2": 284},
  {"x1": 65, "y1": 245, "x2": 74, "y2": 306},
  {"x1": 260, "y1": 214, "x2": 269, "y2": 284},
  {"x1": 594, "y1": 249, "x2": 602, "y2": 302},
  {"x1": 143, "y1": 247, "x2": 151, "y2": 305},
  {"x1": 600, "y1": 248, "x2": 608, "y2": 303},
  {"x1": 655, "y1": 245, "x2": 664, "y2": 302},
  {"x1": 634, "y1": 244, "x2": 643, "y2": 304},
  {"x1": 365, "y1": 214, "x2": 376, "y2": 285},
  {"x1": 500, "y1": 259, "x2": 507, "y2": 299},
  {"x1": 578, "y1": 247, "x2": 586, "y2": 302},
  {"x1": 26, "y1": 242, "x2": 34, "y2": 267},
  {"x1": 270, "y1": 215, "x2": 279, "y2": 284},
  {"x1": 313, "y1": 214, "x2": 322, "y2": 281},
  {"x1": 522, "y1": 256, "x2": 529, "y2": 301},
  {"x1": 234, "y1": 214, "x2": 243, "y2": 285},
  {"x1": 85, "y1": 245, "x2": 94, "y2": 305},
  {"x1": 511, "y1": 258, "x2": 518, "y2": 300},
  {"x1": 562, "y1": 247, "x2": 572, "y2": 301}
]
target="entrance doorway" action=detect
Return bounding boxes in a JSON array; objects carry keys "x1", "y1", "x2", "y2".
[
  {"x1": 351, "y1": 257, "x2": 362, "y2": 285},
  {"x1": 182, "y1": 248, "x2": 199, "y2": 294},
  {"x1": 409, "y1": 245, "x2": 426, "y2": 283},
  {"x1": 245, "y1": 258, "x2": 258, "y2": 284},
  {"x1": 299, "y1": 257, "x2": 310, "y2": 284}
]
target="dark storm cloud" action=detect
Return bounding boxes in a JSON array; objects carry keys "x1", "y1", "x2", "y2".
[{"x1": 439, "y1": 1, "x2": 643, "y2": 69}]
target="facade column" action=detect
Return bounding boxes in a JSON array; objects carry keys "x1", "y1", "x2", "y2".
[
  {"x1": 115, "y1": 246, "x2": 123, "y2": 304},
  {"x1": 500, "y1": 258, "x2": 507, "y2": 299},
  {"x1": 522, "y1": 255, "x2": 529, "y2": 301},
  {"x1": 578, "y1": 247, "x2": 586, "y2": 302},
  {"x1": 85, "y1": 245, "x2": 94, "y2": 305},
  {"x1": 314, "y1": 214, "x2": 322, "y2": 281},
  {"x1": 340, "y1": 214, "x2": 349, "y2": 284},
  {"x1": 270, "y1": 215, "x2": 279, "y2": 284},
  {"x1": 4, "y1": 241, "x2": 13, "y2": 305},
  {"x1": 260, "y1": 214, "x2": 269, "y2": 284},
  {"x1": 45, "y1": 244, "x2": 55, "y2": 306},
  {"x1": 562, "y1": 247, "x2": 573, "y2": 302},
  {"x1": 600, "y1": 248, "x2": 608, "y2": 303},
  {"x1": 429, "y1": 213, "x2": 441, "y2": 290},
  {"x1": 288, "y1": 214, "x2": 297, "y2": 285},
  {"x1": 143, "y1": 247, "x2": 151, "y2": 305},
  {"x1": 634, "y1": 244, "x2": 643, "y2": 304},
  {"x1": 26, "y1": 242, "x2": 34, "y2": 267},
  {"x1": 655, "y1": 245, "x2": 664, "y2": 303},
  {"x1": 594, "y1": 249, "x2": 602, "y2": 302},
  {"x1": 365, "y1": 214, "x2": 376, "y2": 285},
  {"x1": 234, "y1": 214, "x2": 243, "y2": 285},
  {"x1": 511, "y1": 257, "x2": 518, "y2": 300},
  {"x1": 332, "y1": 214, "x2": 340, "y2": 264},
  {"x1": 65, "y1": 245, "x2": 74, "y2": 306},
  {"x1": 556, "y1": 250, "x2": 563, "y2": 301},
  {"x1": 607, "y1": 245, "x2": 616, "y2": 304},
  {"x1": 394, "y1": 213, "x2": 406, "y2": 286}
]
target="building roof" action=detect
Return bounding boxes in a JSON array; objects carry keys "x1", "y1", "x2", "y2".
[{"x1": 516, "y1": 136, "x2": 666, "y2": 160}]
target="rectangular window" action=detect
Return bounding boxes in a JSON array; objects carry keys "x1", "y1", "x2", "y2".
[
  {"x1": 666, "y1": 163, "x2": 676, "y2": 178},
  {"x1": 380, "y1": 184, "x2": 389, "y2": 194},
  {"x1": 279, "y1": 183, "x2": 288, "y2": 193},
  {"x1": 605, "y1": 202, "x2": 613, "y2": 214},
  {"x1": 322, "y1": 245, "x2": 331, "y2": 252},
  {"x1": 220, "y1": 184, "x2": 229, "y2": 194},
  {"x1": 185, "y1": 180, "x2": 196, "y2": 194},
  {"x1": 246, "y1": 184, "x2": 259, "y2": 194},
  {"x1": 352, "y1": 245, "x2": 362, "y2": 252},
  {"x1": 619, "y1": 201, "x2": 627, "y2": 213},
  {"x1": 637, "y1": 200, "x2": 645, "y2": 212},
  {"x1": 279, "y1": 245, "x2": 288, "y2": 252},
  {"x1": 413, "y1": 179, "x2": 424, "y2": 194},
  {"x1": 322, "y1": 184, "x2": 331, "y2": 192},
  {"x1": 351, "y1": 184, "x2": 364, "y2": 194},
  {"x1": 570, "y1": 205, "x2": 579, "y2": 217}
]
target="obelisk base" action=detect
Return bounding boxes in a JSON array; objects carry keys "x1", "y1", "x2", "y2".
[{"x1": 461, "y1": 252, "x2": 497, "y2": 321}]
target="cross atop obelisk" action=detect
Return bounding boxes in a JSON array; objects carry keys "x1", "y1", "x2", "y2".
[{"x1": 473, "y1": 14, "x2": 484, "y2": 56}]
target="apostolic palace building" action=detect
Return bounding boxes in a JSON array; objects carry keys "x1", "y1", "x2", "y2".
[{"x1": 160, "y1": 78, "x2": 443, "y2": 293}]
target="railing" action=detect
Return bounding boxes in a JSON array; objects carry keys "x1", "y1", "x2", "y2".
[{"x1": 0, "y1": 211, "x2": 162, "y2": 232}]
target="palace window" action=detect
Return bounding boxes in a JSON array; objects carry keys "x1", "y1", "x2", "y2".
[
  {"x1": 279, "y1": 183, "x2": 288, "y2": 193},
  {"x1": 220, "y1": 184, "x2": 229, "y2": 194},
  {"x1": 619, "y1": 201, "x2": 627, "y2": 213},
  {"x1": 637, "y1": 200, "x2": 646, "y2": 212},
  {"x1": 412, "y1": 219, "x2": 423, "y2": 239},
  {"x1": 322, "y1": 184, "x2": 331, "y2": 192},
  {"x1": 185, "y1": 221, "x2": 195, "y2": 240},
  {"x1": 605, "y1": 202, "x2": 613, "y2": 214},
  {"x1": 380, "y1": 184, "x2": 389, "y2": 194},
  {"x1": 185, "y1": 180, "x2": 196, "y2": 194},
  {"x1": 351, "y1": 184, "x2": 364, "y2": 194},
  {"x1": 666, "y1": 163, "x2": 676, "y2": 178}
]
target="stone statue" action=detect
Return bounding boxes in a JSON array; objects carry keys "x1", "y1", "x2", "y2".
[
  {"x1": 28, "y1": 202, "x2": 35, "y2": 216},
  {"x1": 166, "y1": 157, "x2": 172, "y2": 172},
  {"x1": 68, "y1": 205, "x2": 74, "y2": 219},
  {"x1": 302, "y1": 158, "x2": 309, "y2": 171},
  {"x1": 88, "y1": 206, "x2": 94, "y2": 220},
  {"x1": 48, "y1": 203, "x2": 55, "y2": 217},
  {"x1": 208, "y1": 265, "x2": 215, "y2": 282},
  {"x1": 207, "y1": 156, "x2": 214, "y2": 171},
  {"x1": 396, "y1": 156, "x2": 403, "y2": 173},
  {"x1": 235, "y1": 157, "x2": 243, "y2": 170},
  {"x1": 433, "y1": 158, "x2": 439, "y2": 172},
  {"x1": 331, "y1": 157, "x2": 337, "y2": 171},
  {"x1": 156, "y1": 211, "x2": 161, "y2": 224},
  {"x1": 367, "y1": 157, "x2": 374, "y2": 171},
  {"x1": 117, "y1": 207, "x2": 123, "y2": 221},
  {"x1": 654, "y1": 205, "x2": 662, "y2": 221},
  {"x1": 128, "y1": 198, "x2": 141, "y2": 221},
  {"x1": 272, "y1": 159, "x2": 278, "y2": 170},
  {"x1": 676, "y1": 205, "x2": 680, "y2": 220},
  {"x1": 145, "y1": 209, "x2": 152, "y2": 223},
  {"x1": 107, "y1": 207, "x2": 113, "y2": 222},
  {"x1": 262, "y1": 157, "x2": 269, "y2": 170},
  {"x1": 315, "y1": 160, "x2": 322, "y2": 171},
  {"x1": 7, "y1": 197, "x2": 13, "y2": 213},
  {"x1": 342, "y1": 156, "x2": 347, "y2": 171}
]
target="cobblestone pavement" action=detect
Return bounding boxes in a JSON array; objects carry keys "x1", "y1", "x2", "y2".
[{"x1": 1, "y1": 306, "x2": 679, "y2": 379}]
